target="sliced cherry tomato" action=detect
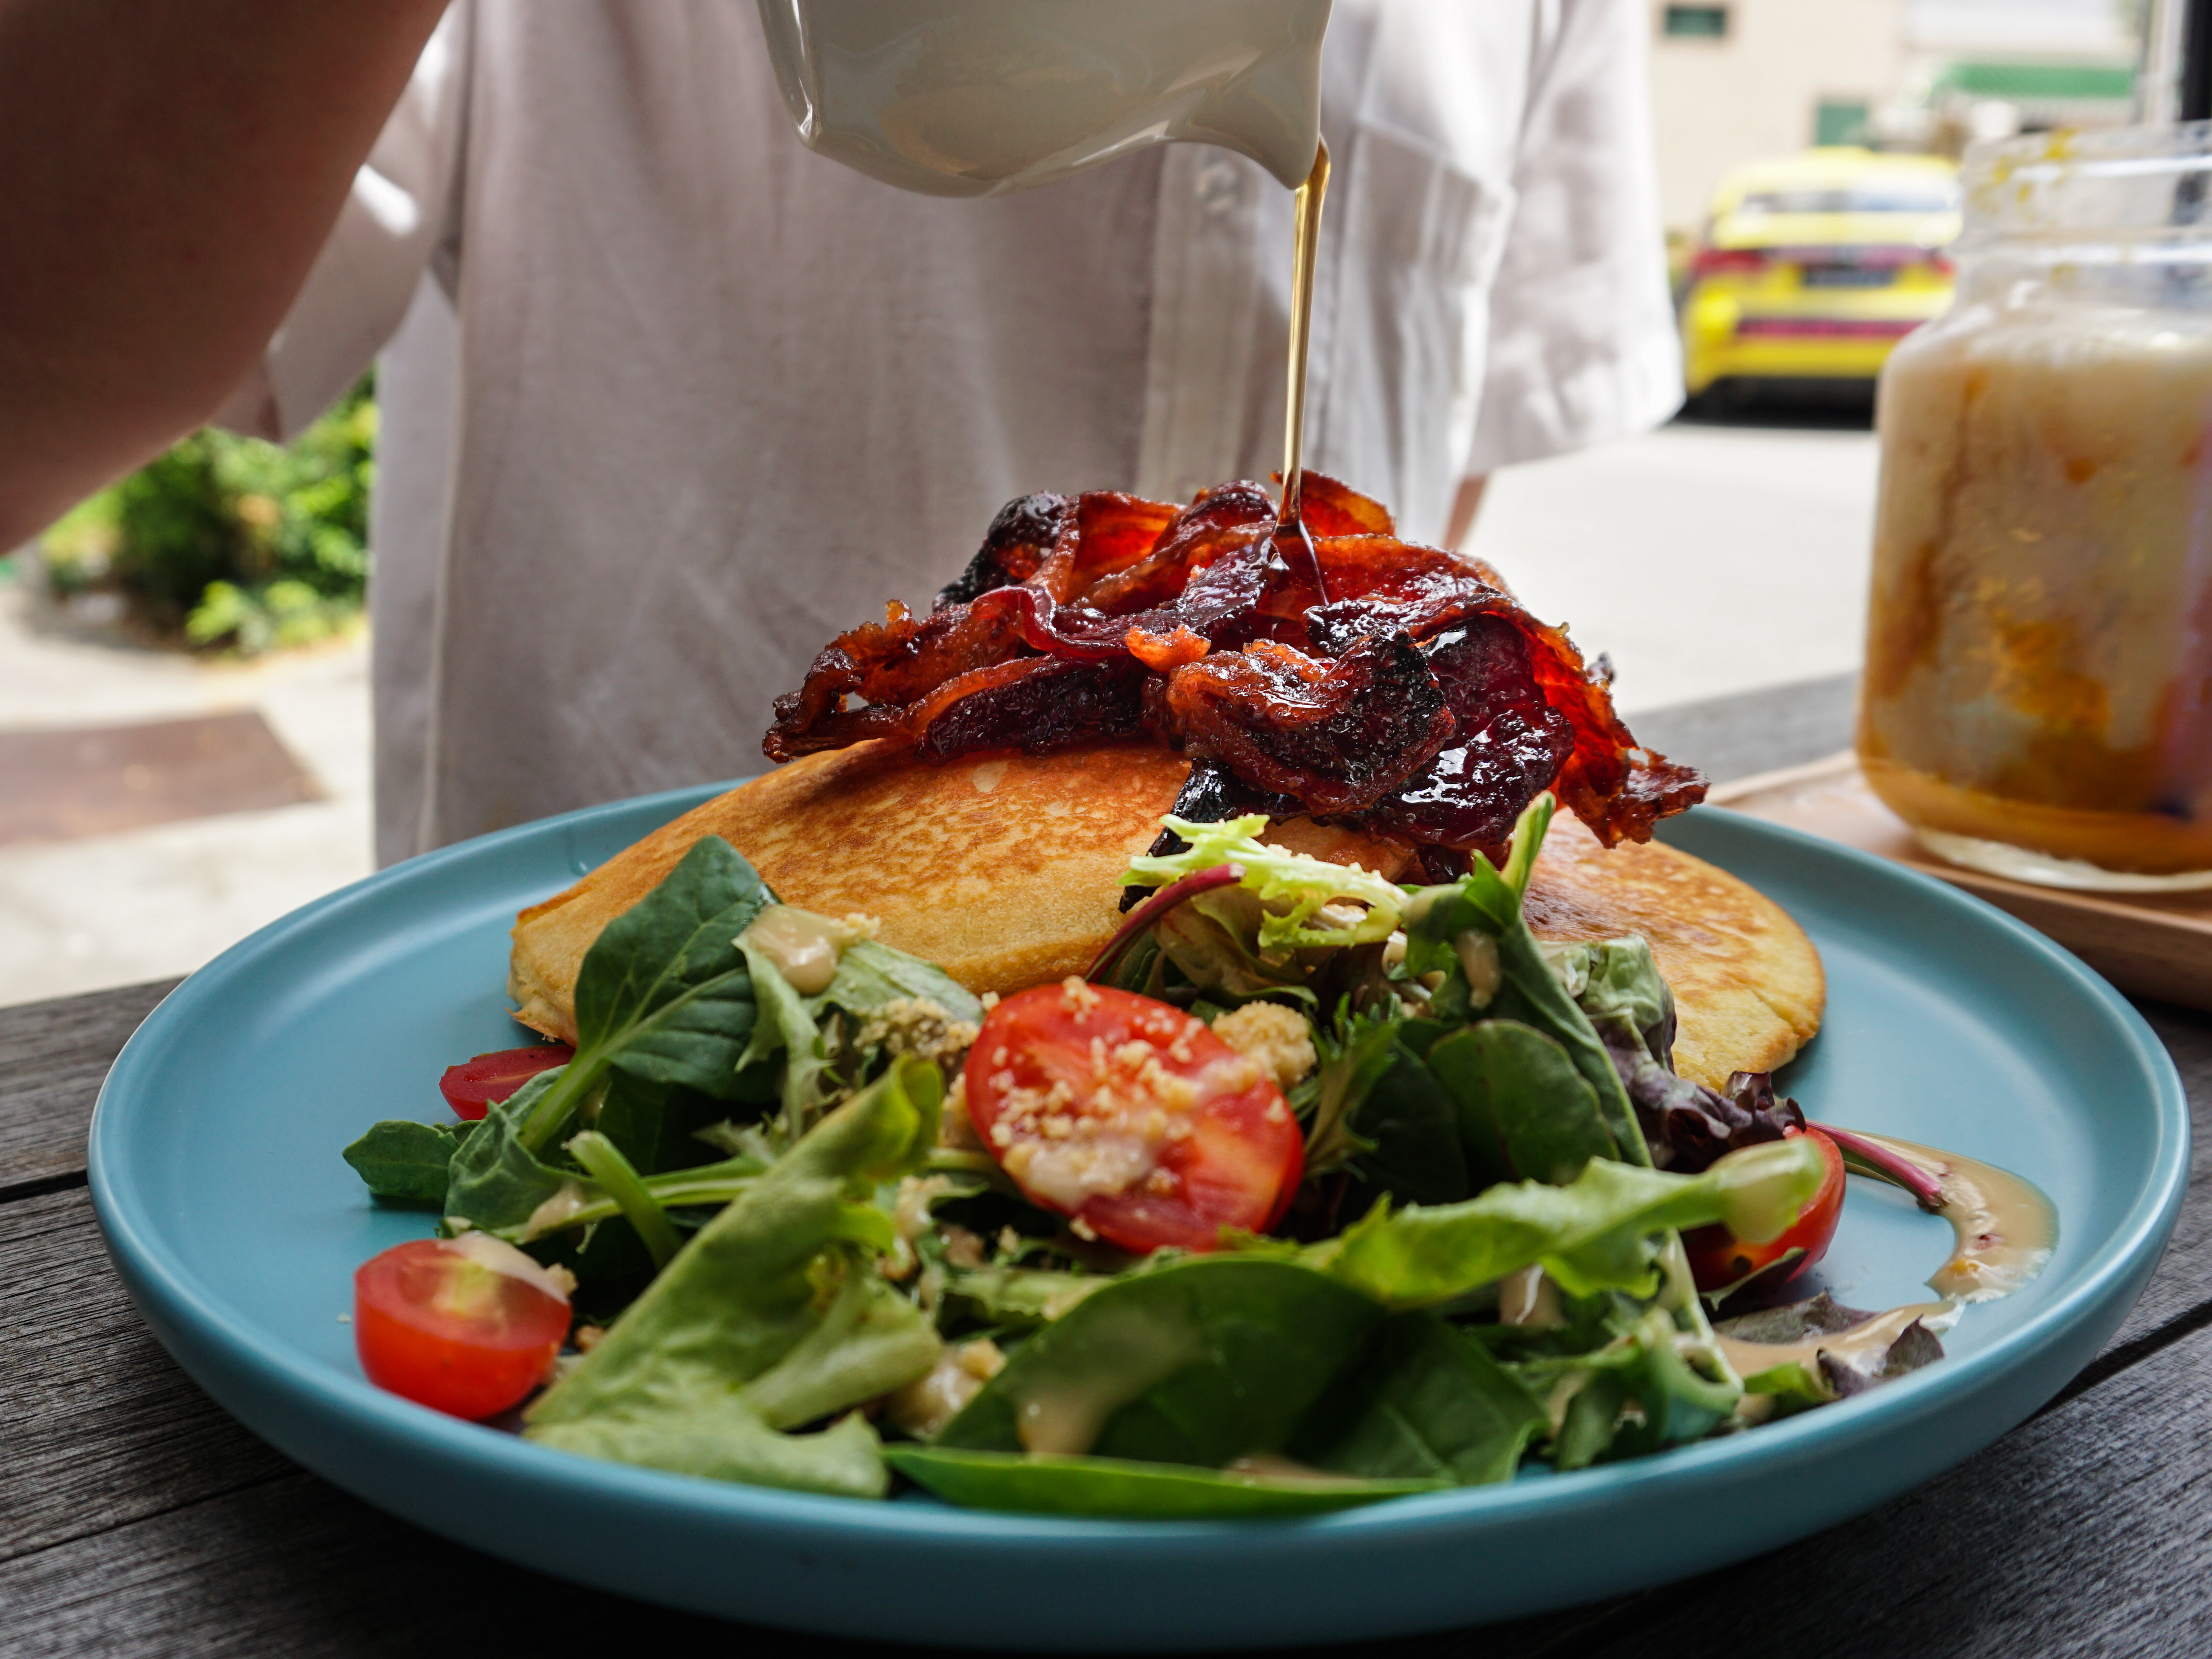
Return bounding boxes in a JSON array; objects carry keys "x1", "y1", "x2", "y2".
[
  {"x1": 964, "y1": 981, "x2": 1304, "y2": 1254},
  {"x1": 438, "y1": 1043, "x2": 574, "y2": 1120},
  {"x1": 354, "y1": 1235, "x2": 571, "y2": 1419},
  {"x1": 1683, "y1": 1126, "x2": 1846, "y2": 1293}
]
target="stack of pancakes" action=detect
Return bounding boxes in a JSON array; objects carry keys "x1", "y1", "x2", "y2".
[{"x1": 508, "y1": 741, "x2": 1822, "y2": 1090}]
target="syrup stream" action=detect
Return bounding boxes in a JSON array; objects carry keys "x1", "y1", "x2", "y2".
[{"x1": 1277, "y1": 139, "x2": 1332, "y2": 602}]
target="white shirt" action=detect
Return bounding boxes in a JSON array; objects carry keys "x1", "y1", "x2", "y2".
[{"x1": 223, "y1": 0, "x2": 1680, "y2": 863}]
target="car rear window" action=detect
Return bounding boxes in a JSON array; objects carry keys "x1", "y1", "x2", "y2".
[{"x1": 1738, "y1": 185, "x2": 1958, "y2": 215}]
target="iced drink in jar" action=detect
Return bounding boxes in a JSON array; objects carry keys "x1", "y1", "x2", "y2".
[{"x1": 1859, "y1": 129, "x2": 2212, "y2": 889}]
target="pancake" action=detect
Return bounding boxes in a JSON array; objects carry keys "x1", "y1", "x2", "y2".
[
  {"x1": 1523, "y1": 814, "x2": 1825, "y2": 1089},
  {"x1": 508, "y1": 741, "x2": 1413, "y2": 1044},
  {"x1": 508, "y1": 744, "x2": 1823, "y2": 1089}
]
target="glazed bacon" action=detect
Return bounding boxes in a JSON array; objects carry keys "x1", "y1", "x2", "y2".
[{"x1": 764, "y1": 474, "x2": 1704, "y2": 858}]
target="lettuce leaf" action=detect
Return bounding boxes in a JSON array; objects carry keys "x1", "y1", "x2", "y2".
[
  {"x1": 1122, "y1": 813, "x2": 1407, "y2": 949},
  {"x1": 1281, "y1": 1137, "x2": 1825, "y2": 1308},
  {"x1": 523, "y1": 1058, "x2": 946, "y2": 1497}
]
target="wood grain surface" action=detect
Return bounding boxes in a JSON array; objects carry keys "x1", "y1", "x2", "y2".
[
  {"x1": 5, "y1": 686, "x2": 2207, "y2": 1658},
  {"x1": 0, "y1": 975, "x2": 176, "y2": 1195},
  {"x1": 1713, "y1": 754, "x2": 2212, "y2": 1012}
]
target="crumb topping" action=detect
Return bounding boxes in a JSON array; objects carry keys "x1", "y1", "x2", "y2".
[
  {"x1": 858, "y1": 996, "x2": 979, "y2": 1068},
  {"x1": 1209, "y1": 1001, "x2": 1317, "y2": 1090}
]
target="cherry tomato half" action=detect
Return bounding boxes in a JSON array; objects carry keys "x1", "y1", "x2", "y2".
[
  {"x1": 1683, "y1": 1126, "x2": 1846, "y2": 1293},
  {"x1": 354, "y1": 1235, "x2": 571, "y2": 1419},
  {"x1": 965, "y1": 981, "x2": 1304, "y2": 1255},
  {"x1": 438, "y1": 1043, "x2": 575, "y2": 1120}
]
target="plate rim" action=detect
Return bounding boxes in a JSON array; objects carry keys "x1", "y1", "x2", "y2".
[{"x1": 84, "y1": 791, "x2": 2192, "y2": 1602}]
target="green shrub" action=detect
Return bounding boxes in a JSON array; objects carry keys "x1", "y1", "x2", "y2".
[{"x1": 38, "y1": 375, "x2": 375, "y2": 655}]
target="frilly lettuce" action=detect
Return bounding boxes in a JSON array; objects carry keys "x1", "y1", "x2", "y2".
[{"x1": 1121, "y1": 813, "x2": 1409, "y2": 949}]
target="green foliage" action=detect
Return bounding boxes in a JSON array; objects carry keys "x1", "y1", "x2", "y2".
[{"x1": 37, "y1": 377, "x2": 376, "y2": 655}]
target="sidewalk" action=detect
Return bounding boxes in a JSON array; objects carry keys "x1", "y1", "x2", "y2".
[{"x1": 0, "y1": 572, "x2": 372, "y2": 1005}]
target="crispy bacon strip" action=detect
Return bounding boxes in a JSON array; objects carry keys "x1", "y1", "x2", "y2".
[
  {"x1": 1164, "y1": 634, "x2": 1454, "y2": 815},
  {"x1": 763, "y1": 471, "x2": 1705, "y2": 853}
]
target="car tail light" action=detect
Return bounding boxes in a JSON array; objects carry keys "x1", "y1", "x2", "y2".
[{"x1": 1690, "y1": 247, "x2": 1771, "y2": 280}]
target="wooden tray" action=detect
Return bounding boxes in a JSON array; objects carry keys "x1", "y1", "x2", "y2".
[{"x1": 1710, "y1": 752, "x2": 2212, "y2": 1012}]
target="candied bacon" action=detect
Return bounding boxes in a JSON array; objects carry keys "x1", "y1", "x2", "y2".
[
  {"x1": 763, "y1": 469, "x2": 1706, "y2": 856},
  {"x1": 1083, "y1": 483, "x2": 1273, "y2": 614},
  {"x1": 909, "y1": 657, "x2": 1146, "y2": 759},
  {"x1": 1366, "y1": 618, "x2": 1578, "y2": 853},
  {"x1": 1163, "y1": 633, "x2": 1453, "y2": 815},
  {"x1": 1295, "y1": 471, "x2": 1396, "y2": 538},
  {"x1": 934, "y1": 494, "x2": 1069, "y2": 610}
]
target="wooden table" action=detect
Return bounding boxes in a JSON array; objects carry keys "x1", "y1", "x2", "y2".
[{"x1": 5, "y1": 675, "x2": 2209, "y2": 1657}]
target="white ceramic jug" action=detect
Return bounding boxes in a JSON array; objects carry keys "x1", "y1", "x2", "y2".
[{"x1": 754, "y1": 0, "x2": 1332, "y2": 197}]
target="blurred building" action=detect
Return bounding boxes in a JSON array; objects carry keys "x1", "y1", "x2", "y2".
[{"x1": 1648, "y1": 0, "x2": 2142, "y2": 232}]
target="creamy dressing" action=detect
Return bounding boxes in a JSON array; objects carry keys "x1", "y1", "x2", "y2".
[
  {"x1": 1500, "y1": 1265, "x2": 1564, "y2": 1329},
  {"x1": 1009, "y1": 1309, "x2": 1203, "y2": 1455},
  {"x1": 1222, "y1": 1452, "x2": 1375, "y2": 1487},
  {"x1": 521, "y1": 1180, "x2": 591, "y2": 1242},
  {"x1": 738, "y1": 904, "x2": 860, "y2": 996},
  {"x1": 1720, "y1": 1131, "x2": 2054, "y2": 1381},
  {"x1": 1717, "y1": 1302, "x2": 1954, "y2": 1381},
  {"x1": 1854, "y1": 1131, "x2": 2058, "y2": 1303}
]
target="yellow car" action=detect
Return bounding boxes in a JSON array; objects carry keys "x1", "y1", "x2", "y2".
[{"x1": 1679, "y1": 149, "x2": 1961, "y2": 399}]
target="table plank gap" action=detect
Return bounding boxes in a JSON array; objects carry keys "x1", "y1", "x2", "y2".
[
  {"x1": 0, "y1": 976, "x2": 180, "y2": 1186},
  {"x1": 0, "y1": 1188, "x2": 295, "y2": 1565}
]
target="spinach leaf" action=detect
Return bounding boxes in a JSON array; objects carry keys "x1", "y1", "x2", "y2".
[
  {"x1": 592, "y1": 1070, "x2": 735, "y2": 1177},
  {"x1": 1427, "y1": 1020, "x2": 1615, "y2": 1187},
  {"x1": 574, "y1": 837, "x2": 769, "y2": 1094},
  {"x1": 933, "y1": 1257, "x2": 1384, "y2": 1467},
  {"x1": 441, "y1": 1067, "x2": 578, "y2": 1233},
  {"x1": 1401, "y1": 800, "x2": 1647, "y2": 1169},
  {"x1": 524, "y1": 1058, "x2": 946, "y2": 1497},
  {"x1": 342, "y1": 1119, "x2": 475, "y2": 1205},
  {"x1": 883, "y1": 1446, "x2": 1441, "y2": 1518},
  {"x1": 1335, "y1": 1043, "x2": 1470, "y2": 1209},
  {"x1": 510, "y1": 837, "x2": 772, "y2": 1162},
  {"x1": 1288, "y1": 1313, "x2": 1548, "y2": 1486},
  {"x1": 438, "y1": 838, "x2": 773, "y2": 1231},
  {"x1": 1285, "y1": 1137, "x2": 1825, "y2": 1309}
]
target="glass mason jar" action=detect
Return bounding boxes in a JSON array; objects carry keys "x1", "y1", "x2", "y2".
[{"x1": 1861, "y1": 126, "x2": 2212, "y2": 891}]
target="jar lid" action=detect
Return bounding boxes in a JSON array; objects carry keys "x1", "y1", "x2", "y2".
[{"x1": 1962, "y1": 123, "x2": 2212, "y2": 252}]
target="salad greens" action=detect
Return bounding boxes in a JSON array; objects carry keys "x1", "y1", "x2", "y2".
[
  {"x1": 344, "y1": 796, "x2": 1942, "y2": 1519},
  {"x1": 524, "y1": 1060, "x2": 945, "y2": 1496}
]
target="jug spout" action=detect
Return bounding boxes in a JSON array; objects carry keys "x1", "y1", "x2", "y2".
[{"x1": 756, "y1": 0, "x2": 1331, "y2": 198}]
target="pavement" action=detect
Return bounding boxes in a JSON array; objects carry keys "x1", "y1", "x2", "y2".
[
  {"x1": 0, "y1": 576, "x2": 373, "y2": 1006},
  {"x1": 0, "y1": 408, "x2": 1878, "y2": 1010},
  {"x1": 1476, "y1": 407, "x2": 1879, "y2": 717}
]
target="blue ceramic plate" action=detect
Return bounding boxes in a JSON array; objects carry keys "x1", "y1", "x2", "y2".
[{"x1": 89, "y1": 792, "x2": 2187, "y2": 1649}]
